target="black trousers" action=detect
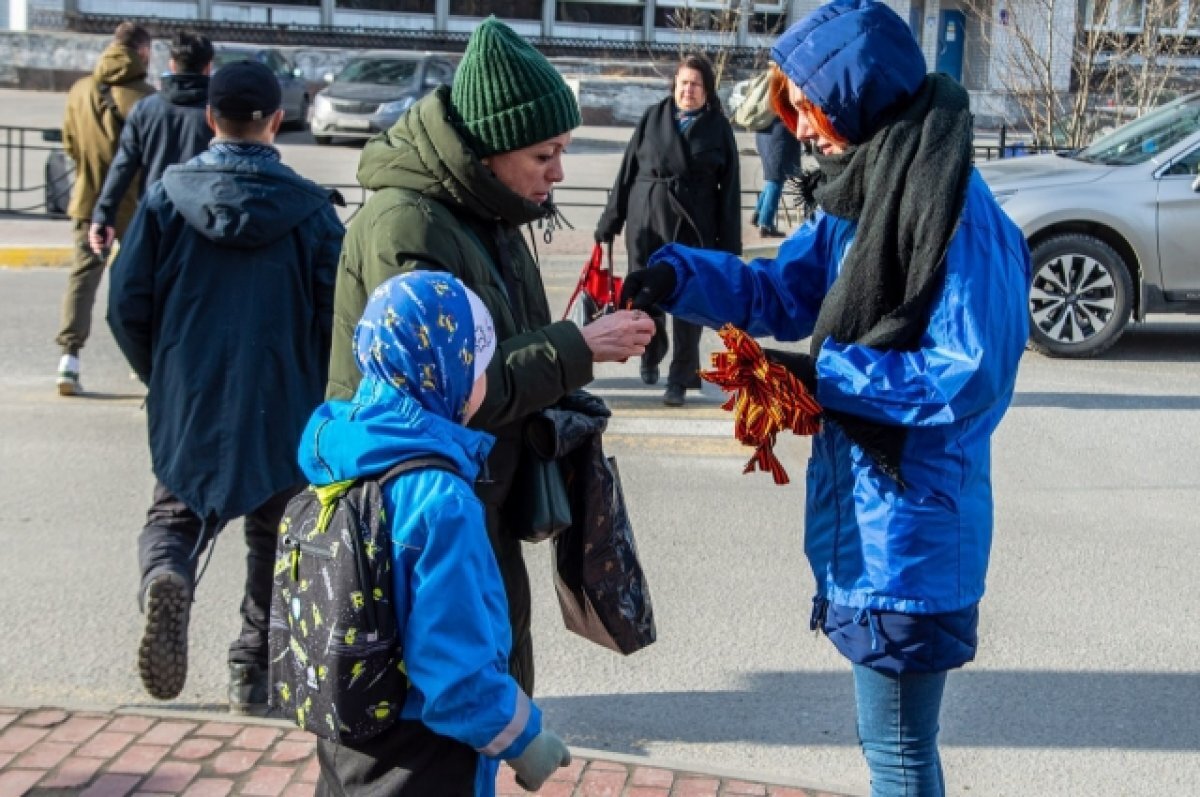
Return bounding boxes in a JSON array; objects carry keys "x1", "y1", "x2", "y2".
[
  {"x1": 137, "y1": 482, "x2": 300, "y2": 667},
  {"x1": 315, "y1": 720, "x2": 477, "y2": 797},
  {"x1": 642, "y1": 307, "x2": 703, "y2": 389}
]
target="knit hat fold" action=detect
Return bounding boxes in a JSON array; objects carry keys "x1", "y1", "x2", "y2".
[{"x1": 452, "y1": 16, "x2": 581, "y2": 156}]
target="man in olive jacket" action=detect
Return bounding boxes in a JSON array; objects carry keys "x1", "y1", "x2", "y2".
[
  {"x1": 56, "y1": 21, "x2": 155, "y2": 395},
  {"x1": 327, "y1": 18, "x2": 654, "y2": 695}
]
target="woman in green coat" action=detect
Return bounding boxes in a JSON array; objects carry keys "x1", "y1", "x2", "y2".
[{"x1": 326, "y1": 17, "x2": 656, "y2": 697}]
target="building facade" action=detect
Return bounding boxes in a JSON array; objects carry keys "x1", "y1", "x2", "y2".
[{"x1": 10, "y1": 0, "x2": 1090, "y2": 124}]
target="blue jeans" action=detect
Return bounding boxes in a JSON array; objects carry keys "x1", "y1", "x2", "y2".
[
  {"x1": 755, "y1": 179, "x2": 783, "y2": 229},
  {"x1": 853, "y1": 664, "x2": 948, "y2": 797}
]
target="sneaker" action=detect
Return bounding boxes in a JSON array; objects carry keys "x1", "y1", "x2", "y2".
[
  {"x1": 228, "y1": 662, "x2": 269, "y2": 716},
  {"x1": 663, "y1": 383, "x2": 686, "y2": 407},
  {"x1": 759, "y1": 226, "x2": 787, "y2": 238},
  {"x1": 138, "y1": 572, "x2": 191, "y2": 700},
  {"x1": 56, "y1": 354, "x2": 81, "y2": 396},
  {"x1": 640, "y1": 363, "x2": 660, "y2": 385}
]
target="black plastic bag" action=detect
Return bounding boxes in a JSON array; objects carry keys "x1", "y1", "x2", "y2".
[{"x1": 553, "y1": 448, "x2": 656, "y2": 656}]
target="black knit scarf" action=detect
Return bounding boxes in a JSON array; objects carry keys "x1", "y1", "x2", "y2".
[{"x1": 809, "y1": 73, "x2": 973, "y2": 488}]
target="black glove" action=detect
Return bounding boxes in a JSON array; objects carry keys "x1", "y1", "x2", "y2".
[
  {"x1": 594, "y1": 229, "x2": 613, "y2": 244},
  {"x1": 763, "y1": 348, "x2": 818, "y2": 394},
  {"x1": 619, "y1": 262, "x2": 677, "y2": 311}
]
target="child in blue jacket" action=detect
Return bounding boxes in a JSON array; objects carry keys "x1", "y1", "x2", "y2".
[{"x1": 299, "y1": 272, "x2": 570, "y2": 796}]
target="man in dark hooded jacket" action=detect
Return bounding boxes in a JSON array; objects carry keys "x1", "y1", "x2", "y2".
[
  {"x1": 89, "y1": 30, "x2": 216, "y2": 255},
  {"x1": 107, "y1": 60, "x2": 343, "y2": 714}
]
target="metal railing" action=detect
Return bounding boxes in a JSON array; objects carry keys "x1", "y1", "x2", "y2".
[
  {"x1": 1, "y1": 124, "x2": 1077, "y2": 221},
  {"x1": 0, "y1": 126, "x2": 71, "y2": 216}
]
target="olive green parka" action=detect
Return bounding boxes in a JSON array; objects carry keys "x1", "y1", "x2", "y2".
[
  {"x1": 327, "y1": 86, "x2": 594, "y2": 692},
  {"x1": 63, "y1": 42, "x2": 154, "y2": 229}
]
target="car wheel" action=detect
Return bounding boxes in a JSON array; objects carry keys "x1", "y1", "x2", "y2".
[
  {"x1": 314, "y1": 135, "x2": 332, "y2": 146},
  {"x1": 1027, "y1": 233, "x2": 1134, "y2": 358}
]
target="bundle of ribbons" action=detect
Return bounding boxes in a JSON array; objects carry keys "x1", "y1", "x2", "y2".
[{"x1": 698, "y1": 325, "x2": 822, "y2": 485}]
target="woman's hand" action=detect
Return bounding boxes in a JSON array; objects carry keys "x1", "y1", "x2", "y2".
[
  {"x1": 619, "y1": 263, "x2": 677, "y2": 311},
  {"x1": 579, "y1": 310, "x2": 657, "y2": 362}
]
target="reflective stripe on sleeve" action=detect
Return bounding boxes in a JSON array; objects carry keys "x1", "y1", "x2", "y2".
[{"x1": 479, "y1": 689, "x2": 531, "y2": 757}]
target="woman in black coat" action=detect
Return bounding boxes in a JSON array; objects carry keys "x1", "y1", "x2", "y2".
[{"x1": 595, "y1": 54, "x2": 742, "y2": 406}]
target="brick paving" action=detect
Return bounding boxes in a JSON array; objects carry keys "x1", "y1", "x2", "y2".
[{"x1": 0, "y1": 706, "x2": 857, "y2": 797}]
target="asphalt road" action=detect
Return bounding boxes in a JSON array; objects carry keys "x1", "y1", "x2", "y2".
[{"x1": 3, "y1": 88, "x2": 1200, "y2": 797}]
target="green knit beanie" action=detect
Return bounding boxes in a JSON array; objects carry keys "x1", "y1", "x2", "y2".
[{"x1": 451, "y1": 16, "x2": 581, "y2": 157}]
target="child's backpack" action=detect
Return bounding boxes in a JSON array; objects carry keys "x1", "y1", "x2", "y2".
[
  {"x1": 732, "y1": 70, "x2": 777, "y2": 132},
  {"x1": 268, "y1": 456, "x2": 461, "y2": 744}
]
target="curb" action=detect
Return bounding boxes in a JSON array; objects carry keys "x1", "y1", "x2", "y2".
[{"x1": 0, "y1": 246, "x2": 73, "y2": 269}]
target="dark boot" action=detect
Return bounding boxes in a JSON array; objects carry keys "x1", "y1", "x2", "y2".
[
  {"x1": 663, "y1": 383, "x2": 686, "y2": 407},
  {"x1": 138, "y1": 572, "x2": 192, "y2": 700},
  {"x1": 228, "y1": 662, "x2": 269, "y2": 716}
]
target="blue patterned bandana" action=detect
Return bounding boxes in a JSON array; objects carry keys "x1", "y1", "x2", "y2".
[{"x1": 354, "y1": 273, "x2": 494, "y2": 424}]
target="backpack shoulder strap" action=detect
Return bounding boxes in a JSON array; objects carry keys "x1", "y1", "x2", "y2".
[
  {"x1": 95, "y1": 80, "x2": 126, "y2": 127},
  {"x1": 377, "y1": 456, "x2": 463, "y2": 486}
]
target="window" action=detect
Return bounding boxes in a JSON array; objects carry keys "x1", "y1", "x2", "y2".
[
  {"x1": 556, "y1": 1, "x2": 644, "y2": 25},
  {"x1": 1163, "y1": 146, "x2": 1200, "y2": 175},
  {"x1": 449, "y1": 0, "x2": 541, "y2": 19},
  {"x1": 337, "y1": 58, "x2": 420, "y2": 86},
  {"x1": 337, "y1": 0, "x2": 435, "y2": 9}
]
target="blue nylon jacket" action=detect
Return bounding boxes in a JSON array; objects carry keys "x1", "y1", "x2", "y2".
[{"x1": 650, "y1": 170, "x2": 1031, "y2": 619}]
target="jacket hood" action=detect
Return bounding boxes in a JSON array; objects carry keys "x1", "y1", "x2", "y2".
[
  {"x1": 303, "y1": 270, "x2": 496, "y2": 486},
  {"x1": 771, "y1": 0, "x2": 926, "y2": 144},
  {"x1": 356, "y1": 85, "x2": 550, "y2": 227},
  {"x1": 93, "y1": 43, "x2": 148, "y2": 86},
  {"x1": 161, "y1": 72, "x2": 209, "y2": 107},
  {"x1": 298, "y1": 384, "x2": 494, "y2": 487},
  {"x1": 160, "y1": 152, "x2": 332, "y2": 247}
]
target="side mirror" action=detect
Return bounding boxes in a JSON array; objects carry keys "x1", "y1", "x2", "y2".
[
  {"x1": 1192, "y1": 174, "x2": 1200, "y2": 192},
  {"x1": 323, "y1": 72, "x2": 334, "y2": 84}
]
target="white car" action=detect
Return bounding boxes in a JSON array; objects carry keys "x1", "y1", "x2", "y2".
[{"x1": 978, "y1": 94, "x2": 1200, "y2": 357}]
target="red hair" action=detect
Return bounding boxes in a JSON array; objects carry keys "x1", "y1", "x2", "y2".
[{"x1": 768, "y1": 64, "x2": 848, "y2": 147}]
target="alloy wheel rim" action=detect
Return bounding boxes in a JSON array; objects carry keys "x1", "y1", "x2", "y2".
[{"x1": 1029, "y1": 253, "x2": 1117, "y2": 345}]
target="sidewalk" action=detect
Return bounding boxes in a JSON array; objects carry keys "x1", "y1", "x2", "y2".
[{"x1": 0, "y1": 705, "x2": 857, "y2": 797}]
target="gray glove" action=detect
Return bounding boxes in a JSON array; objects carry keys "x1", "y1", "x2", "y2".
[{"x1": 508, "y1": 729, "x2": 571, "y2": 792}]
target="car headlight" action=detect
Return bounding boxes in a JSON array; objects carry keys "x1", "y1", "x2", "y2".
[
  {"x1": 377, "y1": 97, "x2": 414, "y2": 116},
  {"x1": 991, "y1": 189, "x2": 1016, "y2": 206},
  {"x1": 313, "y1": 94, "x2": 332, "y2": 113}
]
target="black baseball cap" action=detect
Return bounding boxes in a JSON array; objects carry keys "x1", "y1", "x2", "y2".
[{"x1": 209, "y1": 59, "x2": 281, "y2": 121}]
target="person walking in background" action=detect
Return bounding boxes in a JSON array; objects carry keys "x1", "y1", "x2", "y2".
[
  {"x1": 595, "y1": 53, "x2": 741, "y2": 407},
  {"x1": 106, "y1": 60, "x2": 344, "y2": 715},
  {"x1": 306, "y1": 272, "x2": 571, "y2": 796},
  {"x1": 325, "y1": 17, "x2": 655, "y2": 700},
  {"x1": 55, "y1": 21, "x2": 154, "y2": 396},
  {"x1": 620, "y1": 1, "x2": 1031, "y2": 794},
  {"x1": 89, "y1": 31, "x2": 216, "y2": 256},
  {"x1": 752, "y1": 115, "x2": 801, "y2": 238}
]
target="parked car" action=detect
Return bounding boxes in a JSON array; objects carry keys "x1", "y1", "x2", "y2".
[
  {"x1": 978, "y1": 93, "x2": 1200, "y2": 357},
  {"x1": 212, "y1": 45, "x2": 310, "y2": 129},
  {"x1": 309, "y1": 52, "x2": 456, "y2": 145}
]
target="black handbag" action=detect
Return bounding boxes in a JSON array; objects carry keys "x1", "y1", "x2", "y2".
[{"x1": 503, "y1": 444, "x2": 571, "y2": 544}]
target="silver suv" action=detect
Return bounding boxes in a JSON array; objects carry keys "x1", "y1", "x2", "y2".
[
  {"x1": 978, "y1": 94, "x2": 1200, "y2": 357},
  {"x1": 310, "y1": 52, "x2": 455, "y2": 145}
]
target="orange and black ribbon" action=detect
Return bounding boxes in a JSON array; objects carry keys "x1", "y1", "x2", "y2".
[{"x1": 698, "y1": 325, "x2": 823, "y2": 485}]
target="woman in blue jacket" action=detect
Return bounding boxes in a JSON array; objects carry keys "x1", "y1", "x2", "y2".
[
  {"x1": 621, "y1": 2, "x2": 1031, "y2": 795},
  {"x1": 299, "y1": 272, "x2": 570, "y2": 795}
]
